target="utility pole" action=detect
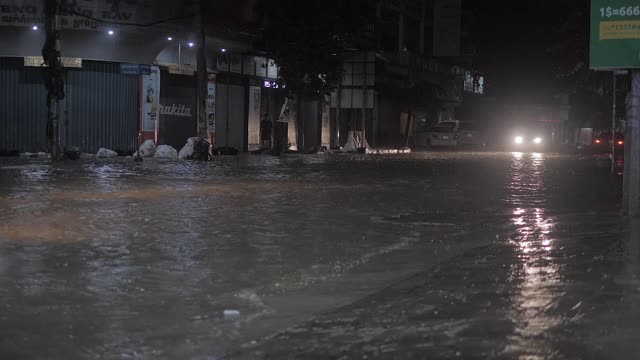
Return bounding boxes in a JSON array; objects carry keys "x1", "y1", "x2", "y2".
[
  {"x1": 624, "y1": 70, "x2": 640, "y2": 216},
  {"x1": 612, "y1": 72, "x2": 617, "y2": 174},
  {"x1": 196, "y1": 0, "x2": 208, "y2": 139},
  {"x1": 43, "y1": 0, "x2": 64, "y2": 160}
]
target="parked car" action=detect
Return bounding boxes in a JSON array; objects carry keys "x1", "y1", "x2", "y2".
[
  {"x1": 457, "y1": 122, "x2": 486, "y2": 147},
  {"x1": 593, "y1": 132, "x2": 624, "y2": 153},
  {"x1": 416, "y1": 121, "x2": 459, "y2": 147}
]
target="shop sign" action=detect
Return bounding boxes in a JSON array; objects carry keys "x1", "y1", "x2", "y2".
[
  {"x1": 120, "y1": 63, "x2": 151, "y2": 75},
  {"x1": 24, "y1": 56, "x2": 82, "y2": 68},
  {"x1": 263, "y1": 80, "x2": 284, "y2": 88},
  {"x1": 0, "y1": 0, "x2": 151, "y2": 30},
  {"x1": 159, "y1": 104, "x2": 192, "y2": 117}
]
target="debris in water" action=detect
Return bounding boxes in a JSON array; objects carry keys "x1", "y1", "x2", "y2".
[{"x1": 224, "y1": 309, "x2": 241, "y2": 319}]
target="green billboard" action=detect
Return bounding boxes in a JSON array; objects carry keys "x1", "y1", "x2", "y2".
[{"x1": 591, "y1": 0, "x2": 640, "y2": 69}]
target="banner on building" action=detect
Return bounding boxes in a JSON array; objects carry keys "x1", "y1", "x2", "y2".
[
  {"x1": 141, "y1": 66, "x2": 160, "y2": 132},
  {"x1": 248, "y1": 86, "x2": 261, "y2": 149},
  {"x1": 207, "y1": 73, "x2": 216, "y2": 136},
  {"x1": 277, "y1": 97, "x2": 290, "y2": 123},
  {"x1": 433, "y1": 0, "x2": 461, "y2": 57}
]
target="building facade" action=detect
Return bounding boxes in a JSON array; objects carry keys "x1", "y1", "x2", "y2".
[{"x1": 0, "y1": 0, "x2": 478, "y2": 154}]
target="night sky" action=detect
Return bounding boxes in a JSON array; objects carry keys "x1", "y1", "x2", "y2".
[{"x1": 465, "y1": 1, "x2": 589, "y2": 102}]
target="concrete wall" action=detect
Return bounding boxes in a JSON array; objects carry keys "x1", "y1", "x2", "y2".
[
  {"x1": 377, "y1": 96, "x2": 402, "y2": 147},
  {"x1": 300, "y1": 100, "x2": 320, "y2": 150}
]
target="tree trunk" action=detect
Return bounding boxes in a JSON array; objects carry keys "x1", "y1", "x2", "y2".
[
  {"x1": 403, "y1": 111, "x2": 413, "y2": 148},
  {"x1": 43, "y1": 0, "x2": 63, "y2": 160},
  {"x1": 196, "y1": 1, "x2": 208, "y2": 138}
]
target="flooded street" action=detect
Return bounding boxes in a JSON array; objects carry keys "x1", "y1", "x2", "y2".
[{"x1": 0, "y1": 152, "x2": 628, "y2": 359}]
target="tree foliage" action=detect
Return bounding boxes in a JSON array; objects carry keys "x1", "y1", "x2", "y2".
[
  {"x1": 261, "y1": 0, "x2": 368, "y2": 99},
  {"x1": 546, "y1": 6, "x2": 612, "y2": 96}
]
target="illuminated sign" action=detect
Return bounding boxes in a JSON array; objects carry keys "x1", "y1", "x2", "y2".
[{"x1": 263, "y1": 80, "x2": 285, "y2": 89}]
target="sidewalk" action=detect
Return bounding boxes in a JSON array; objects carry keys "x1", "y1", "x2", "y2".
[{"x1": 231, "y1": 212, "x2": 636, "y2": 359}]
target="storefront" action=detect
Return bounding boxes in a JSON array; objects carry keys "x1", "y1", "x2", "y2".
[
  {"x1": 158, "y1": 70, "x2": 197, "y2": 150},
  {"x1": 0, "y1": 57, "x2": 139, "y2": 153}
]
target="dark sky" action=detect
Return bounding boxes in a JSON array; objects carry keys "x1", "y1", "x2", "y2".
[{"x1": 464, "y1": 1, "x2": 589, "y2": 102}]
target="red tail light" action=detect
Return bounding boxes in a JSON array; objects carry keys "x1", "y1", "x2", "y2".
[
  {"x1": 618, "y1": 140, "x2": 624, "y2": 145},
  {"x1": 595, "y1": 139, "x2": 601, "y2": 144}
]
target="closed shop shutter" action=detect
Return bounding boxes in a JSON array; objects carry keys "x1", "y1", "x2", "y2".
[
  {"x1": 158, "y1": 71, "x2": 197, "y2": 149},
  {"x1": 0, "y1": 58, "x2": 48, "y2": 153},
  {"x1": 216, "y1": 83, "x2": 246, "y2": 150},
  {"x1": 65, "y1": 61, "x2": 139, "y2": 153}
]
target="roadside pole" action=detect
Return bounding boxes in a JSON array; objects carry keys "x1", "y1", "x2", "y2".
[
  {"x1": 624, "y1": 70, "x2": 640, "y2": 216},
  {"x1": 590, "y1": 0, "x2": 640, "y2": 216},
  {"x1": 43, "y1": 0, "x2": 63, "y2": 160},
  {"x1": 611, "y1": 72, "x2": 617, "y2": 174},
  {"x1": 196, "y1": 0, "x2": 208, "y2": 140}
]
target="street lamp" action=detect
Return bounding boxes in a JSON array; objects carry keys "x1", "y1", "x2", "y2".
[
  {"x1": 107, "y1": 30, "x2": 114, "y2": 35},
  {"x1": 32, "y1": 25, "x2": 38, "y2": 30},
  {"x1": 167, "y1": 36, "x2": 173, "y2": 41},
  {"x1": 175, "y1": 40, "x2": 196, "y2": 71}
]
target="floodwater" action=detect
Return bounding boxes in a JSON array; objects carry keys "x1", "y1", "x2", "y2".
[{"x1": 0, "y1": 151, "x2": 625, "y2": 359}]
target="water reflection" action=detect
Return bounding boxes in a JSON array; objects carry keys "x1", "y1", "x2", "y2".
[{"x1": 506, "y1": 152, "x2": 561, "y2": 355}]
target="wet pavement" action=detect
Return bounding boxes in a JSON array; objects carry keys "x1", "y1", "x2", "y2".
[{"x1": 0, "y1": 151, "x2": 630, "y2": 359}]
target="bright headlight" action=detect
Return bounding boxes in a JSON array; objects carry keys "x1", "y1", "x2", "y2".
[
  {"x1": 534, "y1": 137, "x2": 542, "y2": 144},
  {"x1": 514, "y1": 136, "x2": 524, "y2": 144}
]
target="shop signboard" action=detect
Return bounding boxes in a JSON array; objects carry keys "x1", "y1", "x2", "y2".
[
  {"x1": 120, "y1": 63, "x2": 151, "y2": 75},
  {"x1": 24, "y1": 56, "x2": 82, "y2": 68},
  {"x1": 591, "y1": 0, "x2": 640, "y2": 68},
  {"x1": 0, "y1": 0, "x2": 152, "y2": 30}
]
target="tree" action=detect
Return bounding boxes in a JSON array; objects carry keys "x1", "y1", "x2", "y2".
[
  {"x1": 546, "y1": 5, "x2": 612, "y2": 96},
  {"x1": 261, "y1": 0, "x2": 368, "y2": 99}
]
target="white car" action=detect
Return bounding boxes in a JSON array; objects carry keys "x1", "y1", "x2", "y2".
[{"x1": 417, "y1": 121, "x2": 459, "y2": 147}]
